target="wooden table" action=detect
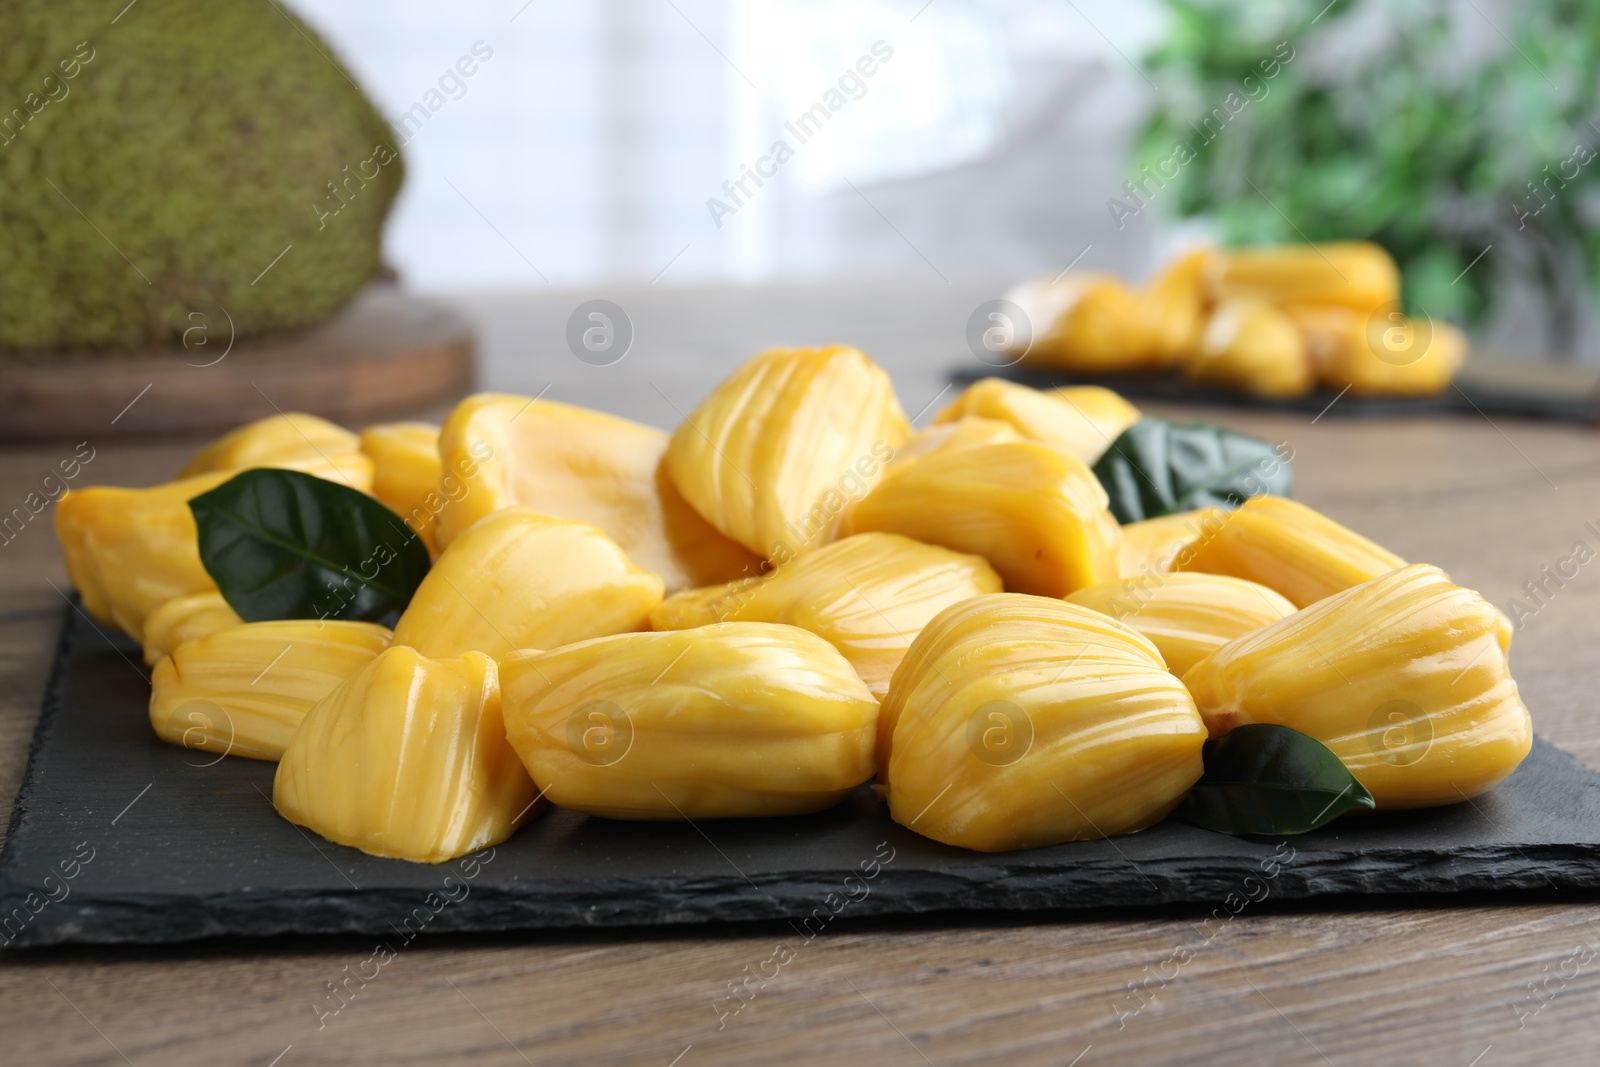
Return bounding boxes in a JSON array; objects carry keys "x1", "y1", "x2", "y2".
[{"x1": 3, "y1": 280, "x2": 1597, "y2": 1066}]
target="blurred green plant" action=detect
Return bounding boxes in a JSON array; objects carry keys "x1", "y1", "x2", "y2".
[{"x1": 1135, "y1": 0, "x2": 1600, "y2": 355}]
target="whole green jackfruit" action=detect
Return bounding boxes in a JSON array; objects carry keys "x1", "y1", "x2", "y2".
[{"x1": 0, "y1": 0, "x2": 403, "y2": 351}]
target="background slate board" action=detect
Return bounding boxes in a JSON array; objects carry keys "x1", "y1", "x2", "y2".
[
  {"x1": 952, "y1": 354, "x2": 1600, "y2": 423},
  {"x1": 3, "y1": 604, "x2": 1599, "y2": 949}
]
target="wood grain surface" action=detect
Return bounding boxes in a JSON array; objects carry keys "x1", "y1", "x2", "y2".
[
  {"x1": 0, "y1": 284, "x2": 476, "y2": 442},
  {"x1": 2, "y1": 280, "x2": 1597, "y2": 1067}
]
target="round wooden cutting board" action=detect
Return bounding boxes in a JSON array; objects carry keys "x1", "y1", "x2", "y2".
[{"x1": 0, "y1": 285, "x2": 476, "y2": 441}]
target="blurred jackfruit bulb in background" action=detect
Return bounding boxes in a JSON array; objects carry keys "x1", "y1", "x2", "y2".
[{"x1": 0, "y1": 0, "x2": 402, "y2": 351}]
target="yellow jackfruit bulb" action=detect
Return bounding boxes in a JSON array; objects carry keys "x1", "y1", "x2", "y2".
[
  {"x1": 432, "y1": 394, "x2": 761, "y2": 592},
  {"x1": 179, "y1": 413, "x2": 373, "y2": 491},
  {"x1": 149, "y1": 620, "x2": 392, "y2": 761},
  {"x1": 54, "y1": 458, "x2": 374, "y2": 642},
  {"x1": 893, "y1": 417, "x2": 1021, "y2": 470},
  {"x1": 1066, "y1": 572, "x2": 1296, "y2": 676},
  {"x1": 392, "y1": 507, "x2": 662, "y2": 661},
  {"x1": 1181, "y1": 564, "x2": 1532, "y2": 808},
  {"x1": 141, "y1": 591, "x2": 244, "y2": 666},
  {"x1": 1289, "y1": 304, "x2": 1466, "y2": 397},
  {"x1": 881, "y1": 593, "x2": 1207, "y2": 851},
  {"x1": 1189, "y1": 299, "x2": 1314, "y2": 397},
  {"x1": 1006, "y1": 272, "x2": 1145, "y2": 373},
  {"x1": 55, "y1": 471, "x2": 232, "y2": 641},
  {"x1": 646, "y1": 582, "x2": 730, "y2": 631},
  {"x1": 1176, "y1": 495, "x2": 1406, "y2": 609},
  {"x1": 274, "y1": 647, "x2": 539, "y2": 863},
  {"x1": 500, "y1": 623, "x2": 878, "y2": 819},
  {"x1": 1211, "y1": 241, "x2": 1400, "y2": 312},
  {"x1": 846, "y1": 441, "x2": 1122, "y2": 597},
  {"x1": 1138, "y1": 249, "x2": 1213, "y2": 366},
  {"x1": 664, "y1": 346, "x2": 910, "y2": 559},
  {"x1": 649, "y1": 533, "x2": 1002, "y2": 697},
  {"x1": 359, "y1": 422, "x2": 443, "y2": 553},
  {"x1": 933, "y1": 378, "x2": 1141, "y2": 465},
  {"x1": 1118, "y1": 507, "x2": 1225, "y2": 578}
]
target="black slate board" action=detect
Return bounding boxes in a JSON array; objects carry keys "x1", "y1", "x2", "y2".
[
  {"x1": 951, "y1": 355, "x2": 1600, "y2": 423},
  {"x1": 4, "y1": 604, "x2": 1600, "y2": 948}
]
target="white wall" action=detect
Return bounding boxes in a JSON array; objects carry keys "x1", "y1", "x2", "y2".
[{"x1": 289, "y1": 0, "x2": 1169, "y2": 292}]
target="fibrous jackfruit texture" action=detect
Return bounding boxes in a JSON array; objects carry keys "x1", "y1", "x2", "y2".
[
  {"x1": 1117, "y1": 507, "x2": 1225, "y2": 578},
  {"x1": 1066, "y1": 572, "x2": 1296, "y2": 677},
  {"x1": 1176, "y1": 495, "x2": 1406, "y2": 608},
  {"x1": 141, "y1": 590, "x2": 244, "y2": 666},
  {"x1": 358, "y1": 421, "x2": 442, "y2": 553},
  {"x1": 648, "y1": 532, "x2": 1002, "y2": 697},
  {"x1": 56, "y1": 443, "x2": 375, "y2": 642},
  {"x1": 0, "y1": 0, "x2": 402, "y2": 351},
  {"x1": 432, "y1": 394, "x2": 760, "y2": 591},
  {"x1": 881, "y1": 593, "x2": 1207, "y2": 851},
  {"x1": 500, "y1": 623, "x2": 879, "y2": 820},
  {"x1": 181, "y1": 414, "x2": 373, "y2": 491},
  {"x1": 664, "y1": 346, "x2": 910, "y2": 559},
  {"x1": 933, "y1": 378, "x2": 1141, "y2": 465},
  {"x1": 847, "y1": 441, "x2": 1122, "y2": 597},
  {"x1": 274, "y1": 647, "x2": 539, "y2": 863},
  {"x1": 391, "y1": 506, "x2": 663, "y2": 661},
  {"x1": 150, "y1": 618, "x2": 391, "y2": 761},
  {"x1": 55, "y1": 472, "x2": 231, "y2": 641},
  {"x1": 893, "y1": 417, "x2": 1021, "y2": 469},
  {"x1": 1181, "y1": 564, "x2": 1531, "y2": 808}
]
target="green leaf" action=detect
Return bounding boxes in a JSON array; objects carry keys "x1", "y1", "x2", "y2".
[
  {"x1": 190, "y1": 468, "x2": 430, "y2": 624},
  {"x1": 1176, "y1": 724, "x2": 1375, "y2": 836},
  {"x1": 1090, "y1": 416, "x2": 1292, "y2": 523}
]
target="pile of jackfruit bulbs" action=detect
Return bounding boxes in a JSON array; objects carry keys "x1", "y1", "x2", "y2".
[
  {"x1": 1005, "y1": 241, "x2": 1465, "y2": 398},
  {"x1": 55, "y1": 345, "x2": 1528, "y2": 861}
]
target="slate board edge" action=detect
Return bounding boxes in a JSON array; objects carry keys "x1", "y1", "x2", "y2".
[
  {"x1": 6, "y1": 604, "x2": 1600, "y2": 949},
  {"x1": 8, "y1": 837, "x2": 1600, "y2": 948},
  {"x1": 0, "y1": 599, "x2": 78, "y2": 859},
  {"x1": 948, "y1": 363, "x2": 1600, "y2": 423}
]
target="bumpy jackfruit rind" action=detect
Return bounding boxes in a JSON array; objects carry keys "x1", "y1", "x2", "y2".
[
  {"x1": 1180, "y1": 564, "x2": 1532, "y2": 809},
  {"x1": 881, "y1": 593, "x2": 1207, "y2": 852},
  {"x1": 0, "y1": 0, "x2": 402, "y2": 351},
  {"x1": 663, "y1": 346, "x2": 911, "y2": 558},
  {"x1": 847, "y1": 441, "x2": 1122, "y2": 597},
  {"x1": 499, "y1": 622, "x2": 879, "y2": 820},
  {"x1": 273, "y1": 648, "x2": 539, "y2": 863}
]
